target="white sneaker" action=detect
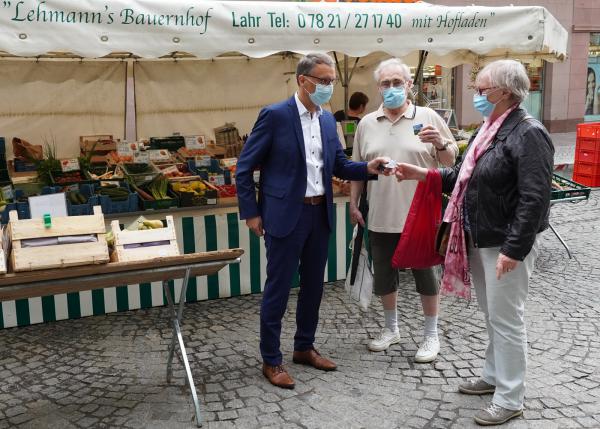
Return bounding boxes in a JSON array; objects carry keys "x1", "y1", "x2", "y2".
[
  {"x1": 368, "y1": 328, "x2": 401, "y2": 352},
  {"x1": 414, "y1": 336, "x2": 440, "y2": 363}
]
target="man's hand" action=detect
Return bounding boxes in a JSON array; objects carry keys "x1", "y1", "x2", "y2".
[
  {"x1": 349, "y1": 205, "x2": 365, "y2": 226},
  {"x1": 246, "y1": 216, "x2": 264, "y2": 237},
  {"x1": 496, "y1": 253, "x2": 518, "y2": 280},
  {"x1": 418, "y1": 125, "x2": 444, "y2": 149},
  {"x1": 367, "y1": 156, "x2": 394, "y2": 175},
  {"x1": 395, "y1": 163, "x2": 428, "y2": 182}
]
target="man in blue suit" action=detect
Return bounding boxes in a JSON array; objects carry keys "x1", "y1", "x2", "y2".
[{"x1": 236, "y1": 53, "x2": 392, "y2": 389}]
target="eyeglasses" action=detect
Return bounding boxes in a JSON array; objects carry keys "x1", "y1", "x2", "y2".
[
  {"x1": 475, "y1": 86, "x2": 499, "y2": 96},
  {"x1": 379, "y1": 79, "x2": 407, "y2": 89},
  {"x1": 304, "y1": 75, "x2": 337, "y2": 86}
]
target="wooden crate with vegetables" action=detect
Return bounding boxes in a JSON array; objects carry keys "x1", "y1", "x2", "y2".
[
  {"x1": 9, "y1": 205, "x2": 109, "y2": 272},
  {"x1": 109, "y1": 215, "x2": 180, "y2": 262}
]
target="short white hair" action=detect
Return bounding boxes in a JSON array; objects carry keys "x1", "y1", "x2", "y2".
[
  {"x1": 476, "y1": 60, "x2": 530, "y2": 103},
  {"x1": 374, "y1": 58, "x2": 412, "y2": 83}
]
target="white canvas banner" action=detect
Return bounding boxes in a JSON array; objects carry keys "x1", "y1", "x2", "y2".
[{"x1": 0, "y1": 1, "x2": 567, "y2": 65}]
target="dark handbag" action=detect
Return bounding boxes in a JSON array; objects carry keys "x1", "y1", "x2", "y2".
[{"x1": 435, "y1": 221, "x2": 451, "y2": 257}]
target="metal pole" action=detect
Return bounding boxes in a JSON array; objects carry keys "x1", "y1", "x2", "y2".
[{"x1": 344, "y1": 54, "x2": 349, "y2": 117}]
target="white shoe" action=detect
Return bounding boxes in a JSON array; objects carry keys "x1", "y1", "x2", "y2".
[
  {"x1": 414, "y1": 336, "x2": 440, "y2": 363},
  {"x1": 368, "y1": 328, "x2": 401, "y2": 352}
]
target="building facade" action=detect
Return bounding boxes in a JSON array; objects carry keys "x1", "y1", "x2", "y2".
[{"x1": 430, "y1": 0, "x2": 600, "y2": 132}]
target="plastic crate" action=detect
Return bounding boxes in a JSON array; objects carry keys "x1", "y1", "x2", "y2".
[
  {"x1": 84, "y1": 164, "x2": 125, "y2": 183},
  {"x1": 551, "y1": 174, "x2": 592, "y2": 200},
  {"x1": 574, "y1": 162, "x2": 600, "y2": 176},
  {"x1": 148, "y1": 136, "x2": 185, "y2": 151},
  {"x1": 572, "y1": 172, "x2": 600, "y2": 188},
  {"x1": 577, "y1": 122, "x2": 600, "y2": 139},
  {"x1": 50, "y1": 170, "x2": 97, "y2": 187},
  {"x1": 139, "y1": 191, "x2": 179, "y2": 210},
  {"x1": 122, "y1": 163, "x2": 160, "y2": 186},
  {"x1": 96, "y1": 183, "x2": 139, "y2": 214},
  {"x1": 576, "y1": 137, "x2": 600, "y2": 152},
  {"x1": 41, "y1": 184, "x2": 96, "y2": 216},
  {"x1": 575, "y1": 147, "x2": 600, "y2": 165},
  {"x1": 0, "y1": 201, "x2": 30, "y2": 224},
  {"x1": 13, "y1": 158, "x2": 37, "y2": 172}
]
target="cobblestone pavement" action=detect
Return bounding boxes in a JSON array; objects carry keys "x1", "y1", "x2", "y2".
[{"x1": 0, "y1": 192, "x2": 599, "y2": 429}]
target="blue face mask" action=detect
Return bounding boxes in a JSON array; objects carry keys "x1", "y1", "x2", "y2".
[
  {"x1": 473, "y1": 93, "x2": 496, "y2": 117},
  {"x1": 308, "y1": 83, "x2": 334, "y2": 106},
  {"x1": 382, "y1": 86, "x2": 406, "y2": 109}
]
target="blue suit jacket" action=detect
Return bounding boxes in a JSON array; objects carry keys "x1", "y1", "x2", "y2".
[{"x1": 236, "y1": 96, "x2": 369, "y2": 238}]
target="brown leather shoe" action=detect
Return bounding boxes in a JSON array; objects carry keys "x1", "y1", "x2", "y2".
[
  {"x1": 292, "y1": 348, "x2": 337, "y2": 371},
  {"x1": 262, "y1": 363, "x2": 295, "y2": 389}
]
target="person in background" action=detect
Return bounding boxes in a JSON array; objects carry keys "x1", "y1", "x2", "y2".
[
  {"x1": 394, "y1": 59, "x2": 554, "y2": 426},
  {"x1": 350, "y1": 58, "x2": 457, "y2": 363},
  {"x1": 334, "y1": 91, "x2": 369, "y2": 122},
  {"x1": 236, "y1": 53, "x2": 393, "y2": 390}
]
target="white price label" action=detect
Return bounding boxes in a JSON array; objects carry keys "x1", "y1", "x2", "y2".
[
  {"x1": 185, "y1": 135, "x2": 206, "y2": 150},
  {"x1": 161, "y1": 165, "x2": 180, "y2": 176},
  {"x1": 117, "y1": 141, "x2": 138, "y2": 156},
  {"x1": 220, "y1": 158, "x2": 238, "y2": 168},
  {"x1": 148, "y1": 149, "x2": 171, "y2": 161},
  {"x1": 195, "y1": 155, "x2": 212, "y2": 167},
  {"x1": 133, "y1": 151, "x2": 150, "y2": 164},
  {"x1": 60, "y1": 158, "x2": 80, "y2": 172}
]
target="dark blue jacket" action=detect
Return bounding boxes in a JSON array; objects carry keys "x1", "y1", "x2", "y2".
[{"x1": 236, "y1": 96, "x2": 368, "y2": 238}]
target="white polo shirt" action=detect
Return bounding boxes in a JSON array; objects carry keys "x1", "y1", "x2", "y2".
[{"x1": 352, "y1": 102, "x2": 457, "y2": 233}]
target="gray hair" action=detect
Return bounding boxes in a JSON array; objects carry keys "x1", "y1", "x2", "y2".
[
  {"x1": 296, "y1": 53, "x2": 335, "y2": 79},
  {"x1": 476, "y1": 60, "x2": 530, "y2": 103},
  {"x1": 373, "y1": 58, "x2": 412, "y2": 83}
]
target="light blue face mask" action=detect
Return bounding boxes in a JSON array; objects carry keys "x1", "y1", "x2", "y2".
[
  {"x1": 473, "y1": 93, "x2": 496, "y2": 117},
  {"x1": 382, "y1": 86, "x2": 406, "y2": 109},
  {"x1": 308, "y1": 83, "x2": 334, "y2": 106}
]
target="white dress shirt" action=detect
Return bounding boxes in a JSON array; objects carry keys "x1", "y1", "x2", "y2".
[{"x1": 294, "y1": 93, "x2": 325, "y2": 197}]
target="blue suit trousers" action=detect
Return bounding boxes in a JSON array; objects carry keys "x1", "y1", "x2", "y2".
[{"x1": 260, "y1": 203, "x2": 329, "y2": 366}]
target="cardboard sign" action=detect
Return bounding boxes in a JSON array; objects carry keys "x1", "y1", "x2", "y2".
[
  {"x1": 195, "y1": 155, "x2": 212, "y2": 167},
  {"x1": 133, "y1": 151, "x2": 150, "y2": 164},
  {"x1": 148, "y1": 149, "x2": 171, "y2": 161},
  {"x1": 185, "y1": 135, "x2": 206, "y2": 150},
  {"x1": 60, "y1": 158, "x2": 80, "y2": 172},
  {"x1": 220, "y1": 158, "x2": 238, "y2": 168},
  {"x1": 117, "y1": 141, "x2": 138, "y2": 156}
]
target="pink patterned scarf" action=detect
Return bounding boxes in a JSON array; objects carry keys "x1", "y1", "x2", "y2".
[{"x1": 440, "y1": 106, "x2": 517, "y2": 299}]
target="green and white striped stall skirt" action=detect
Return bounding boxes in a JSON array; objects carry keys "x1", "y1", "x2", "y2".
[{"x1": 0, "y1": 199, "x2": 354, "y2": 329}]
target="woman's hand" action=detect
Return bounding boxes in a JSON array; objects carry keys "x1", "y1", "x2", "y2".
[
  {"x1": 496, "y1": 253, "x2": 518, "y2": 280},
  {"x1": 395, "y1": 163, "x2": 428, "y2": 182}
]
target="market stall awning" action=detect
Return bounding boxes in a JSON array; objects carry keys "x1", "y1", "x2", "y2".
[{"x1": 0, "y1": 1, "x2": 568, "y2": 66}]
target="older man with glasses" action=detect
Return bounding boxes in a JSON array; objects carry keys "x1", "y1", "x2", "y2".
[{"x1": 350, "y1": 58, "x2": 457, "y2": 362}]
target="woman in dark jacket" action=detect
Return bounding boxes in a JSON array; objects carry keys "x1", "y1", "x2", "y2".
[{"x1": 394, "y1": 60, "x2": 554, "y2": 426}]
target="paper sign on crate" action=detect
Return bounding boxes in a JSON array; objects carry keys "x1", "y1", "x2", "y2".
[
  {"x1": 60, "y1": 158, "x2": 80, "y2": 172},
  {"x1": 185, "y1": 135, "x2": 206, "y2": 150}
]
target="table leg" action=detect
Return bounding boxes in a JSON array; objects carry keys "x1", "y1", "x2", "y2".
[
  {"x1": 548, "y1": 222, "x2": 572, "y2": 259},
  {"x1": 162, "y1": 269, "x2": 202, "y2": 427}
]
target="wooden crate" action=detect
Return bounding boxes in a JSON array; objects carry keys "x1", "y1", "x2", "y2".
[
  {"x1": 110, "y1": 216, "x2": 180, "y2": 263},
  {"x1": 9, "y1": 206, "x2": 109, "y2": 272}
]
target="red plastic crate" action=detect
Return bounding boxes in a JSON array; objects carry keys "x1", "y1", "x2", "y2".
[
  {"x1": 577, "y1": 122, "x2": 600, "y2": 139},
  {"x1": 573, "y1": 172, "x2": 600, "y2": 187},
  {"x1": 576, "y1": 137, "x2": 600, "y2": 152},
  {"x1": 575, "y1": 148, "x2": 600, "y2": 165},
  {"x1": 574, "y1": 161, "x2": 600, "y2": 176}
]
